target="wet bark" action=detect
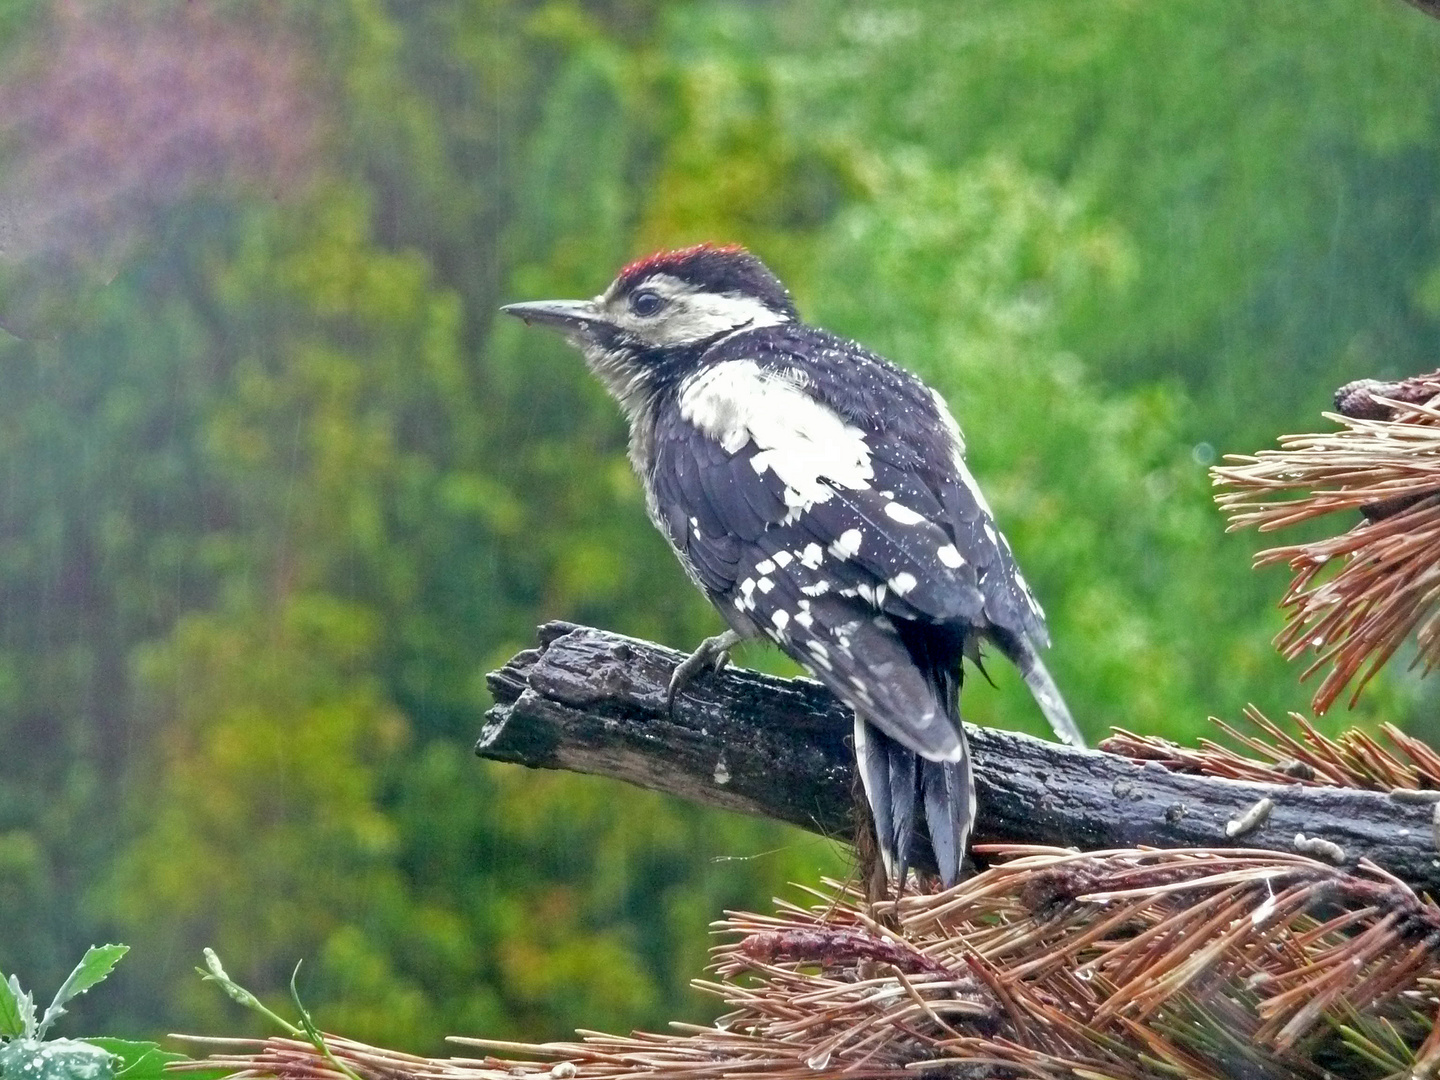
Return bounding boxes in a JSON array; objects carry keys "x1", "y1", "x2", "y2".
[{"x1": 481, "y1": 622, "x2": 1440, "y2": 893}]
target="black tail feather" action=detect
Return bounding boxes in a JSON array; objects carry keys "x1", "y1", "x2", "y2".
[
  {"x1": 887, "y1": 738, "x2": 918, "y2": 884},
  {"x1": 854, "y1": 717, "x2": 973, "y2": 888},
  {"x1": 853, "y1": 717, "x2": 894, "y2": 878},
  {"x1": 990, "y1": 627, "x2": 1085, "y2": 749},
  {"x1": 921, "y1": 752, "x2": 972, "y2": 888}
]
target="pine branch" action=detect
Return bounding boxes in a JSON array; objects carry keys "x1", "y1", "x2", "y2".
[
  {"x1": 173, "y1": 850, "x2": 1440, "y2": 1080},
  {"x1": 1101, "y1": 703, "x2": 1440, "y2": 790},
  {"x1": 481, "y1": 622, "x2": 1440, "y2": 894},
  {"x1": 1213, "y1": 373, "x2": 1440, "y2": 713}
]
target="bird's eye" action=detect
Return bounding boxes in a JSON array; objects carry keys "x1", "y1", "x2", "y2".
[{"x1": 630, "y1": 290, "x2": 666, "y2": 317}]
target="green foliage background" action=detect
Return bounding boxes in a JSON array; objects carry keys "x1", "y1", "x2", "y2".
[{"x1": 1, "y1": 0, "x2": 1439, "y2": 1053}]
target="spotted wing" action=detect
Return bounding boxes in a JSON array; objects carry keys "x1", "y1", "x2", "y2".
[
  {"x1": 845, "y1": 423, "x2": 1049, "y2": 649},
  {"x1": 703, "y1": 332, "x2": 1049, "y2": 650},
  {"x1": 648, "y1": 375, "x2": 1031, "y2": 760},
  {"x1": 652, "y1": 431, "x2": 961, "y2": 758}
]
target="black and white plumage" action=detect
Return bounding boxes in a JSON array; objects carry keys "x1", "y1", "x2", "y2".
[{"x1": 503, "y1": 244, "x2": 1080, "y2": 887}]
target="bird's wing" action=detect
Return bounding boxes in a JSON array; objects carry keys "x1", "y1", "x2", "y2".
[
  {"x1": 648, "y1": 357, "x2": 1042, "y2": 759},
  {"x1": 650, "y1": 409, "x2": 949, "y2": 756},
  {"x1": 870, "y1": 420, "x2": 1049, "y2": 648}
]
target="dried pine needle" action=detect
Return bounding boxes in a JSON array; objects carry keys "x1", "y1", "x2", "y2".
[
  {"x1": 172, "y1": 850, "x2": 1440, "y2": 1080},
  {"x1": 1213, "y1": 376, "x2": 1440, "y2": 712}
]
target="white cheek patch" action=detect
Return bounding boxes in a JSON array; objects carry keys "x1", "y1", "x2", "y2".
[
  {"x1": 654, "y1": 293, "x2": 787, "y2": 346},
  {"x1": 679, "y1": 359, "x2": 874, "y2": 514},
  {"x1": 612, "y1": 274, "x2": 789, "y2": 347}
]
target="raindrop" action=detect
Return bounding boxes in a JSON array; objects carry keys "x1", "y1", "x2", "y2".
[{"x1": 1250, "y1": 894, "x2": 1277, "y2": 927}]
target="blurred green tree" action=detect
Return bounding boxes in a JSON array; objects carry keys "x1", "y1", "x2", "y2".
[{"x1": 0, "y1": 0, "x2": 1437, "y2": 1057}]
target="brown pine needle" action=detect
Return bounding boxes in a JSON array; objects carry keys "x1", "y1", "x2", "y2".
[
  {"x1": 1102, "y1": 706, "x2": 1440, "y2": 791},
  {"x1": 174, "y1": 849, "x2": 1440, "y2": 1080},
  {"x1": 1213, "y1": 380, "x2": 1440, "y2": 711}
]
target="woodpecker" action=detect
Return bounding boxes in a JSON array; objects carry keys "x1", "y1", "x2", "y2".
[{"x1": 503, "y1": 244, "x2": 1080, "y2": 887}]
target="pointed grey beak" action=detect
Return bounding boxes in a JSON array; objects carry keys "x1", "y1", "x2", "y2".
[{"x1": 500, "y1": 299, "x2": 602, "y2": 332}]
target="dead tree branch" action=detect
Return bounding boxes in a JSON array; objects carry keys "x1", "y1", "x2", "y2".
[{"x1": 481, "y1": 622, "x2": 1440, "y2": 894}]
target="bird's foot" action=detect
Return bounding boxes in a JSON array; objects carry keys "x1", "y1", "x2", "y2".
[{"x1": 665, "y1": 630, "x2": 741, "y2": 714}]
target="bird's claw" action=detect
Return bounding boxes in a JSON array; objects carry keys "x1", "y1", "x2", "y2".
[{"x1": 665, "y1": 630, "x2": 741, "y2": 715}]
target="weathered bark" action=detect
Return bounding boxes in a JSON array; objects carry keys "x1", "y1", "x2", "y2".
[{"x1": 481, "y1": 622, "x2": 1440, "y2": 893}]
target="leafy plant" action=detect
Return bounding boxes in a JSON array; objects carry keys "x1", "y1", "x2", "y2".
[
  {"x1": 0, "y1": 945, "x2": 127, "y2": 1080},
  {"x1": 0, "y1": 946, "x2": 227, "y2": 1080},
  {"x1": 195, "y1": 950, "x2": 362, "y2": 1080},
  {"x1": 0, "y1": 945, "x2": 127, "y2": 1043}
]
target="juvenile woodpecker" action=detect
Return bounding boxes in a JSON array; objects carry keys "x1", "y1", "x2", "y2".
[{"x1": 503, "y1": 244, "x2": 1080, "y2": 887}]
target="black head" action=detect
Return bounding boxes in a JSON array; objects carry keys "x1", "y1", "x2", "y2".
[{"x1": 501, "y1": 244, "x2": 798, "y2": 411}]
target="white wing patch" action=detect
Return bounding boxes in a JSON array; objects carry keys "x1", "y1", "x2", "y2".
[
  {"x1": 889, "y1": 571, "x2": 918, "y2": 596},
  {"x1": 884, "y1": 501, "x2": 926, "y2": 526},
  {"x1": 678, "y1": 360, "x2": 875, "y2": 517},
  {"x1": 829, "y1": 527, "x2": 863, "y2": 560},
  {"x1": 956, "y1": 457, "x2": 998, "y2": 520},
  {"x1": 927, "y1": 386, "x2": 996, "y2": 520},
  {"x1": 937, "y1": 543, "x2": 965, "y2": 568}
]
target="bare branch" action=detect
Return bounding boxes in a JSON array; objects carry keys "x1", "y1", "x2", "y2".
[{"x1": 481, "y1": 622, "x2": 1440, "y2": 894}]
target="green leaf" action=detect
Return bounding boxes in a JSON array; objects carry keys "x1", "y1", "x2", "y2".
[
  {"x1": 82, "y1": 1039, "x2": 229, "y2": 1080},
  {"x1": 196, "y1": 950, "x2": 298, "y2": 1037},
  {"x1": 35, "y1": 946, "x2": 128, "y2": 1040},
  {"x1": 288, "y1": 962, "x2": 321, "y2": 1046},
  {"x1": 53, "y1": 946, "x2": 128, "y2": 1006},
  {"x1": 0, "y1": 1038, "x2": 113, "y2": 1080},
  {"x1": 287, "y1": 964, "x2": 362, "y2": 1080},
  {"x1": 1, "y1": 978, "x2": 34, "y2": 1042},
  {"x1": 0, "y1": 971, "x2": 24, "y2": 1040}
]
